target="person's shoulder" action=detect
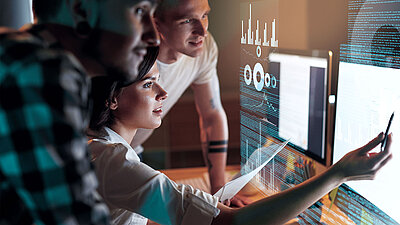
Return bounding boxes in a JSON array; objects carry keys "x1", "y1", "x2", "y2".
[
  {"x1": 0, "y1": 31, "x2": 87, "y2": 95},
  {"x1": 0, "y1": 29, "x2": 45, "y2": 65},
  {"x1": 0, "y1": 29, "x2": 85, "y2": 78}
]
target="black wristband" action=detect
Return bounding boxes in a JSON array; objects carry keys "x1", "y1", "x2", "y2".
[
  {"x1": 209, "y1": 140, "x2": 228, "y2": 146},
  {"x1": 208, "y1": 147, "x2": 228, "y2": 153}
]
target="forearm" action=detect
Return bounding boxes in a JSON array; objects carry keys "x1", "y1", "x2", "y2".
[
  {"x1": 192, "y1": 76, "x2": 230, "y2": 194},
  {"x1": 206, "y1": 151, "x2": 227, "y2": 193},
  {"x1": 200, "y1": 112, "x2": 229, "y2": 194}
]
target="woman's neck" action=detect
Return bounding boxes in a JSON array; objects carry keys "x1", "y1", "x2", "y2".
[{"x1": 109, "y1": 121, "x2": 137, "y2": 144}]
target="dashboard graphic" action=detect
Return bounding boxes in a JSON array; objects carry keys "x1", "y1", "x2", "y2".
[{"x1": 239, "y1": 0, "x2": 399, "y2": 224}]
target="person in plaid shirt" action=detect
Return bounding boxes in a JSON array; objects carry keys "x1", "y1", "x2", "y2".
[{"x1": 0, "y1": 0, "x2": 159, "y2": 224}]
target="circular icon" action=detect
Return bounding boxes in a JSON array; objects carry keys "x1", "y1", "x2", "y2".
[
  {"x1": 256, "y1": 46, "x2": 262, "y2": 58},
  {"x1": 243, "y1": 63, "x2": 278, "y2": 91},
  {"x1": 271, "y1": 76, "x2": 277, "y2": 88},
  {"x1": 253, "y1": 63, "x2": 264, "y2": 91},
  {"x1": 265, "y1": 73, "x2": 271, "y2": 88},
  {"x1": 244, "y1": 64, "x2": 252, "y2": 85}
]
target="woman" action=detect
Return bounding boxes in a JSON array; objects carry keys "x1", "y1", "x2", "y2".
[
  {"x1": 89, "y1": 47, "x2": 220, "y2": 225},
  {"x1": 88, "y1": 47, "x2": 393, "y2": 225}
]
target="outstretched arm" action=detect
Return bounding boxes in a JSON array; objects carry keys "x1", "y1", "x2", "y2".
[{"x1": 212, "y1": 133, "x2": 393, "y2": 225}]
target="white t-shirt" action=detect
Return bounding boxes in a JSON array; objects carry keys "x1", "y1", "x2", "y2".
[
  {"x1": 132, "y1": 33, "x2": 219, "y2": 153},
  {"x1": 88, "y1": 127, "x2": 220, "y2": 225}
]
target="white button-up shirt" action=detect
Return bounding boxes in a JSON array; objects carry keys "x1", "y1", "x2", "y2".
[{"x1": 88, "y1": 127, "x2": 220, "y2": 225}]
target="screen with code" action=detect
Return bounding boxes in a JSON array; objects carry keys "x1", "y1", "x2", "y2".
[{"x1": 239, "y1": 0, "x2": 400, "y2": 224}]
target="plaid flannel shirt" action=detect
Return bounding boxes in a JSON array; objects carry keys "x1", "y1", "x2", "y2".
[{"x1": 0, "y1": 25, "x2": 109, "y2": 224}]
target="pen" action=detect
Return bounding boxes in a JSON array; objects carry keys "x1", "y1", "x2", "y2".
[{"x1": 381, "y1": 112, "x2": 394, "y2": 151}]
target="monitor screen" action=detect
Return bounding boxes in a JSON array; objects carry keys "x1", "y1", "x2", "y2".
[
  {"x1": 240, "y1": 49, "x2": 331, "y2": 165},
  {"x1": 269, "y1": 51, "x2": 329, "y2": 162},
  {"x1": 333, "y1": 61, "x2": 400, "y2": 223}
]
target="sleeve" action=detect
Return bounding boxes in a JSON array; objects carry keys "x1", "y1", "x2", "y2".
[
  {"x1": 92, "y1": 142, "x2": 220, "y2": 225},
  {"x1": 193, "y1": 33, "x2": 219, "y2": 85},
  {"x1": 0, "y1": 52, "x2": 109, "y2": 224}
]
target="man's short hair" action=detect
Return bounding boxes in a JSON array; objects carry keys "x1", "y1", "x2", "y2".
[
  {"x1": 32, "y1": 0, "x2": 63, "y2": 21},
  {"x1": 155, "y1": 0, "x2": 180, "y2": 19}
]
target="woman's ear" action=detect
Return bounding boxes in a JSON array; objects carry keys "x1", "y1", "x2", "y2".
[{"x1": 108, "y1": 97, "x2": 118, "y2": 110}]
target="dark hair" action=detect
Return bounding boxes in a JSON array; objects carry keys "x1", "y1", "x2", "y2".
[
  {"x1": 32, "y1": 0, "x2": 63, "y2": 22},
  {"x1": 89, "y1": 46, "x2": 160, "y2": 131}
]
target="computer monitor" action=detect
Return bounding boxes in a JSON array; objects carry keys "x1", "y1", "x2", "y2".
[
  {"x1": 333, "y1": 61, "x2": 400, "y2": 223},
  {"x1": 240, "y1": 49, "x2": 332, "y2": 165}
]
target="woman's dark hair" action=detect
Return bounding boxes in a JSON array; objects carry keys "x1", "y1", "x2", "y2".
[{"x1": 89, "y1": 46, "x2": 160, "y2": 131}]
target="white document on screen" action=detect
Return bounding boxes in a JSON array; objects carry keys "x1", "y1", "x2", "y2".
[{"x1": 214, "y1": 140, "x2": 289, "y2": 203}]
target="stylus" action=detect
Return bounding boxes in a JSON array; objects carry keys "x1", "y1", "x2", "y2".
[{"x1": 381, "y1": 112, "x2": 394, "y2": 151}]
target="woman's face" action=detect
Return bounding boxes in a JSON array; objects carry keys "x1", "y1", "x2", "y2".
[{"x1": 113, "y1": 63, "x2": 167, "y2": 129}]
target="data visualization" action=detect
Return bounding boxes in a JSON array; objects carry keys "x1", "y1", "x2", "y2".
[
  {"x1": 241, "y1": 50, "x2": 330, "y2": 164},
  {"x1": 240, "y1": 1, "x2": 333, "y2": 223},
  {"x1": 239, "y1": 0, "x2": 400, "y2": 224},
  {"x1": 240, "y1": 3, "x2": 279, "y2": 47}
]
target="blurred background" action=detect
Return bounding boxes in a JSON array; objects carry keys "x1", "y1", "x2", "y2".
[{"x1": 141, "y1": 0, "x2": 348, "y2": 170}]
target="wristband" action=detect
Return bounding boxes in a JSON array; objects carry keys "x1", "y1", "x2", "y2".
[
  {"x1": 208, "y1": 147, "x2": 228, "y2": 153},
  {"x1": 208, "y1": 140, "x2": 228, "y2": 153},
  {"x1": 209, "y1": 140, "x2": 228, "y2": 146}
]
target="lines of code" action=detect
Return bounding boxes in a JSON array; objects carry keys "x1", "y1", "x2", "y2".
[{"x1": 342, "y1": 0, "x2": 400, "y2": 68}]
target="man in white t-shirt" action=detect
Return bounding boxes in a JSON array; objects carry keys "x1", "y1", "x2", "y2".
[{"x1": 131, "y1": 0, "x2": 248, "y2": 207}]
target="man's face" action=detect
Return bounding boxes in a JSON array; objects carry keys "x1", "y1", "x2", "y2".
[
  {"x1": 155, "y1": 0, "x2": 210, "y2": 57},
  {"x1": 93, "y1": 0, "x2": 159, "y2": 83}
]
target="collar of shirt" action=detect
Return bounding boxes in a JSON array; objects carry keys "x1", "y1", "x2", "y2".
[{"x1": 102, "y1": 127, "x2": 141, "y2": 162}]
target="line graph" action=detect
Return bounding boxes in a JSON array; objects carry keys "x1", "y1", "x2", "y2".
[{"x1": 242, "y1": 91, "x2": 279, "y2": 112}]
